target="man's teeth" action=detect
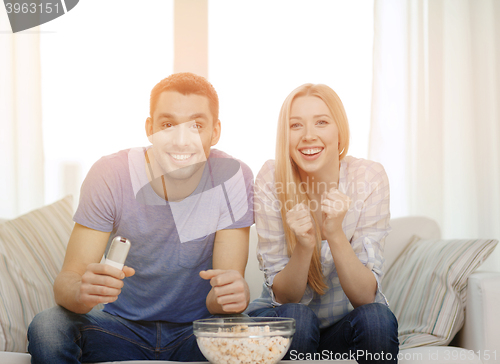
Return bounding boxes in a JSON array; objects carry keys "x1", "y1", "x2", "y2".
[
  {"x1": 301, "y1": 148, "x2": 323, "y2": 155},
  {"x1": 170, "y1": 154, "x2": 192, "y2": 161}
]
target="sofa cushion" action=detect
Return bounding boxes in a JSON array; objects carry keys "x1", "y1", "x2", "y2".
[
  {"x1": 383, "y1": 235, "x2": 498, "y2": 349},
  {"x1": 0, "y1": 196, "x2": 73, "y2": 352}
]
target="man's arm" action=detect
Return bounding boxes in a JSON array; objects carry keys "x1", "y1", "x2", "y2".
[
  {"x1": 54, "y1": 223, "x2": 134, "y2": 314},
  {"x1": 199, "y1": 226, "x2": 250, "y2": 314}
]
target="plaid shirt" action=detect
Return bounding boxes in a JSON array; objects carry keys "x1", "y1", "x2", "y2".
[{"x1": 246, "y1": 156, "x2": 390, "y2": 328}]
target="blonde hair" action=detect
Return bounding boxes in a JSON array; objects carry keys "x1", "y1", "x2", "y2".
[{"x1": 275, "y1": 84, "x2": 350, "y2": 295}]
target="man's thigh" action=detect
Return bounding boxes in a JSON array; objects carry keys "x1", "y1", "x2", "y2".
[
  {"x1": 28, "y1": 306, "x2": 158, "y2": 363},
  {"x1": 157, "y1": 321, "x2": 206, "y2": 362},
  {"x1": 81, "y1": 310, "x2": 207, "y2": 362},
  {"x1": 78, "y1": 309, "x2": 158, "y2": 362},
  {"x1": 29, "y1": 306, "x2": 208, "y2": 362}
]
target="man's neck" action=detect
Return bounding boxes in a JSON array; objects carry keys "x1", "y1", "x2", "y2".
[
  {"x1": 162, "y1": 168, "x2": 205, "y2": 201},
  {"x1": 144, "y1": 149, "x2": 206, "y2": 201}
]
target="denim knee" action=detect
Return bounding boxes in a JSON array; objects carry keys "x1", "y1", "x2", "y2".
[
  {"x1": 28, "y1": 306, "x2": 82, "y2": 363},
  {"x1": 275, "y1": 303, "x2": 320, "y2": 356},
  {"x1": 352, "y1": 303, "x2": 399, "y2": 353},
  {"x1": 275, "y1": 303, "x2": 319, "y2": 332},
  {"x1": 29, "y1": 306, "x2": 70, "y2": 343},
  {"x1": 354, "y1": 303, "x2": 398, "y2": 334}
]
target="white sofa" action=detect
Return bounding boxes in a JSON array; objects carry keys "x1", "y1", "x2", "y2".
[{"x1": 1, "y1": 216, "x2": 499, "y2": 364}]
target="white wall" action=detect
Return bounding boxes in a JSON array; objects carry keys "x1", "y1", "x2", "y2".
[{"x1": 40, "y1": 0, "x2": 174, "y2": 207}]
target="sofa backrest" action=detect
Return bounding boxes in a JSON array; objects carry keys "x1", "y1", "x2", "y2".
[
  {"x1": 384, "y1": 216, "x2": 441, "y2": 271},
  {"x1": 245, "y1": 225, "x2": 265, "y2": 301}
]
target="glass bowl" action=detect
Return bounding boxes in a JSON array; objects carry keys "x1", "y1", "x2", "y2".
[{"x1": 193, "y1": 317, "x2": 295, "y2": 364}]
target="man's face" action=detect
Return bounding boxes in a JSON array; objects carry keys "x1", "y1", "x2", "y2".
[{"x1": 146, "y1": 91, "x2": 221, "y2": 181}]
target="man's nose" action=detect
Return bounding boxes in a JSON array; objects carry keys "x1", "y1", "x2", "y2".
[{"x1": 171, "y1": 123, "x2": 190, "y2": 146}]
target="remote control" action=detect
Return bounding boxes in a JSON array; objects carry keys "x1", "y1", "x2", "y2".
[{"x1": 104, "y1": 236, "x2": 131, "y2": 270}]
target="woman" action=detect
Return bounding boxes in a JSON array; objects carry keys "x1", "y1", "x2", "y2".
[{"x1": 246, "y1": 84, "x2": 399, "y2": 363}]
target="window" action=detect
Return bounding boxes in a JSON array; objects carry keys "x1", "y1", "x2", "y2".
[
  {"x1": 40, "y1": 0, "x2": 374, "y2": 204},
  {"x1": 209, "y1": 0, "x2": 374, "y2": 175},
  {"x1": 41, "y1": 0, "x2": 174, "y2": 204}
]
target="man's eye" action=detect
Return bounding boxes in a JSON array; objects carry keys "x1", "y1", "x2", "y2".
[
  {"x1": 162, "y1": 123, "x2": 173, "y2": 128},
  {"x1": 191, "y1": 123, "x2": 202, "y2": 129}
]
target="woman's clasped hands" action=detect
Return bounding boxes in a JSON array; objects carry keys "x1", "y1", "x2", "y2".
[
  {"x1": 321, "y1": 188, "x2": 351, "y2": 240},
  {"x1": 286, "y1": 187, "x2": 351, "y2": 245},
  {"x1": 286, "y1": 203, "x2": 316, "y2": 248}
]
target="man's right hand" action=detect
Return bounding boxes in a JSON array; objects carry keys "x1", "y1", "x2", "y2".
[
  {"x1": 76, "y1": 263, "x2": 135, "y2": 308},
  {"x1": 286, "y1": 203, "x2": 316, "y2": 249}
]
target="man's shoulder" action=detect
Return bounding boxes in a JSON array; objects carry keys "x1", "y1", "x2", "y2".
[
  {"x1": 84, "y1": 148, "x2": 139, "y2": 188},
  {"x1": 93, "y1": 148, "x2": 133, "y2": 169},
  {"x1": 208, "y1": 148, "x2": 254, "y2": 182}
]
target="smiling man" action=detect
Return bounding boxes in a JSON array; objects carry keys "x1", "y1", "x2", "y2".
[{"x1": 27, "y1": 73, "x2": 254, "y2": 363}]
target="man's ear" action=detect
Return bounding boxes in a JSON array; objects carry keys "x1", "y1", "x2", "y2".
[
  {"x1": 211, "y1": 119, "x2": 221, "y2": 146},
  {"x1": 146, "y1": 117, "x2": 153, "y2": 143}
]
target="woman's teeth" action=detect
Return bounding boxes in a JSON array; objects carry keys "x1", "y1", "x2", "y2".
[{"x1": 301, "y1": 148, "x2": 323, "y2": 155}]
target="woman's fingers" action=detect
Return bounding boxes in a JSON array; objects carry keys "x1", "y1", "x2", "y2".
[
  {"x1": 286, "y1": 203, "x2": 316, "y2": 247},
  {"x1": 321, "y1": 188, "x2": 351, "y2": 217}
]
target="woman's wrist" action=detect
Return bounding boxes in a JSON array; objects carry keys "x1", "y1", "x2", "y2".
[
  {"x1": 325, "y1": 228, "x2": 348, "y2": 249},
  {"x1": 292, "y1": 241, "x2": 316, "y2": 260}
]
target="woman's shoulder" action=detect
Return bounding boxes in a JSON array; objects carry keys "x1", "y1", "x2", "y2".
[
  {"x1": 342, "y1": 155, "x2": 388, "y2": 184},
  {"x1": 256, "y1": 159, "x2": 276, "y2": 181}
]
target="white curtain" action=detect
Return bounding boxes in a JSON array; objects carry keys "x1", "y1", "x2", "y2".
[
  {"x1": 370, "y1": 0, "x2": 500, "y2": 270},
  {"x1": 0, "y1": 9, "x2": 44, "y2": 218}
]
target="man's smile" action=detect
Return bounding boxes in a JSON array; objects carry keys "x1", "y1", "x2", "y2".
[{"x1": 168, "y1": 153, "x2": 196, "y2": 163}]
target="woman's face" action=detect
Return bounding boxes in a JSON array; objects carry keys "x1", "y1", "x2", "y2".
[{"x1": 288, "y1": 96, "x2": 340, "y2": 179}]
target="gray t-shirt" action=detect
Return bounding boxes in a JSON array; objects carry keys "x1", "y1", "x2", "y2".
[{"x1": 74, "y1": 147, "x2": 254, "y2": 322}]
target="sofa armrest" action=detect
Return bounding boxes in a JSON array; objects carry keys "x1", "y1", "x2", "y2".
[{"x1": 456, "y1": 272, "x2": 500, "y2": 363}]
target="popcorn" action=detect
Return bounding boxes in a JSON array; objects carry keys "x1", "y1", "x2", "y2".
[{"x1": 197, "y1": 325, "x2": 290, "y2": 364}]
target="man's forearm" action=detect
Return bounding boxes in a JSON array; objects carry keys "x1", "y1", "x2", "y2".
[{"x1": 54, "y1": 271, "x2": 92, "y2": 314}]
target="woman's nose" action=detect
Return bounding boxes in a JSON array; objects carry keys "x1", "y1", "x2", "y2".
[{"x1": 302, "y1": 123, "x2": 317, "y2": 141}]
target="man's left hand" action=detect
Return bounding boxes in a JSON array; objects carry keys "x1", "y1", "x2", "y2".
[{"x1": 200, "y1": 269, "x2": 250, "y2": 313}]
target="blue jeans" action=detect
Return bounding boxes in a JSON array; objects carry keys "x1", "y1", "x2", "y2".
[
  {"x1": 248, "y1": 303, "x2": 399, "y2": 364},
  {"x1": 27, "y1": 306, "x2": 207, "y2": 363}
]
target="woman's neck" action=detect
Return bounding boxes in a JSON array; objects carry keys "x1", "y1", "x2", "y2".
[{"x1": 298, "y1": 166, "x2": 340, "y2": 198}]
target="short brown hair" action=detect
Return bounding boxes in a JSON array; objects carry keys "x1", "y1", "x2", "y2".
[{"x1": 149, "y1": 72, "x2": 219, "y2": 122}]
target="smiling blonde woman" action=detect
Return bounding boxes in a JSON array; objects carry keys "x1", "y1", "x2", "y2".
[{"x1": 246, "y1": 84, "x2": 399, "y2": 363}]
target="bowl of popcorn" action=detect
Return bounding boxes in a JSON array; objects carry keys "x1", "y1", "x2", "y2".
[{"x1": 193, "y1": 317, "x2": 295, "y2": 364}]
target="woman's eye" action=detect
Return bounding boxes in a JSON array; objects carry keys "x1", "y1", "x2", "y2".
[
  {"x1": 290, "y1": 123, "x2": 301, "y2": 129},
  {"x1": 317, "y1": 120, "x2": 328, "y2": 125}
]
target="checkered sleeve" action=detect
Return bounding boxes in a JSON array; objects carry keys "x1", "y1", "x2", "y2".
[
  {"x1": 349, "y1": 161, "x2": 391, "y2": 305},
  {"x1": 254, "y1": 161, "x2": 291, "y2": 305}
]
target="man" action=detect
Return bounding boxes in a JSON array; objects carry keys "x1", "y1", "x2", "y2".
[{"x1": 27, "y1": 73, "x2": 254, "y2": 363}]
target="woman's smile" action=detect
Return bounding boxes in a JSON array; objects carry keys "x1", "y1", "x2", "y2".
[{"x1": 298, "y1": 146, "x2": 324, "y2": 160}]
